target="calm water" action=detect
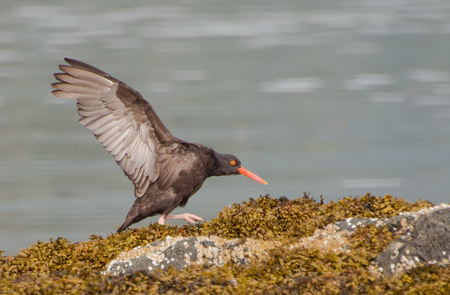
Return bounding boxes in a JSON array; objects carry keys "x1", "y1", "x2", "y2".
[{"x1": 1, "y1": 0, "x2": 450, "y2": 255}]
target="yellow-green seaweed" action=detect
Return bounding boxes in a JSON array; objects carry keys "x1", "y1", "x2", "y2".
[{"x1": 1, "y1": 193, "x2": 448, "y2": 294}]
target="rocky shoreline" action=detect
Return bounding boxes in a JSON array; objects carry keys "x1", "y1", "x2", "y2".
[
  {"x1": 104, "y1": 203, "x2": 450, "y2": 278},
  {"x1": 1, "y1": 194, "x2": 449, "y2": 294}
]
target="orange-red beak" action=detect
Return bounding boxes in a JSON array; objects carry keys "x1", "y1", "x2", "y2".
[{"x1": 238, "y1": 167, "x2": 268, "y2": 185}]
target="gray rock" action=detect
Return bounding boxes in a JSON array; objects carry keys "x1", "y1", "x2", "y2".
[
  {"x1": 334, "y1": 217, "x2": 381, "y2": 232},
  {"x1": 103, "y1": 204, "x2": 450, "y2": 277},
  {"x1": 103, "y1": 236, "x2": 273, "y2": 276},
  {"x1": 371, "y1": 207, "x2": 450, "y2": 276}
]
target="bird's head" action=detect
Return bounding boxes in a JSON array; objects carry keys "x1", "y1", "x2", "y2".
[{"x1": 212, "y1": 152, "x2": 267, "y2": 185}]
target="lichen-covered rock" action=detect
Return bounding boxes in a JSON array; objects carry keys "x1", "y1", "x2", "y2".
[
  {"x1": 104, "y1": 203, "x2": 450, "y2": 278},
  {"x1": 104, "y1": 236, "x2": 275, "y2": 275},
  {"x1": 334, "y1": 217, "x2": 381, "y2": 232},
  {"x1": 371, "y1": 205, "x2": 450, "y2": 276}
]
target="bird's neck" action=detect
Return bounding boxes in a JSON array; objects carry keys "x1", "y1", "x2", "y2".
[{"x1": 207, "y1": 149, "x2": 222, "y2": 177}]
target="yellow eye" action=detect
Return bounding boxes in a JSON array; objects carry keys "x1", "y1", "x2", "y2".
[{"x1": 230, "y1": 160, "x2": 236, "y2": 166}]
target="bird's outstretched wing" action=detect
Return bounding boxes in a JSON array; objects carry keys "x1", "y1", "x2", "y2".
[{"x1": 52, "y1": 58, "x2": 179, "y2": 197}]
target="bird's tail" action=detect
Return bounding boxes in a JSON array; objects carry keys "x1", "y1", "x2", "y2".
[
  {"x1": 117, "y1": 218, "x2": 134, "y2": 233},
  {"x1": 116, "y1": 196, "x2": 163, "y2": 233},
  {"x1": 117, "y1": 202, "x2": 145, "y2": 233}
]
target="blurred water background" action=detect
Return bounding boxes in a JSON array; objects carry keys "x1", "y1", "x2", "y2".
[{"x1": 1, "y1": 0, "x2": 450, "y2": 255}]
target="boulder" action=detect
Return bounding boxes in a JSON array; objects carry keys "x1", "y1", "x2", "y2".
[
  {"x1": 104, "y1": 204, "x2": 450, "y2": 277},
  {"x1": 371, "y1": 206, "x2": 450, "y2": 276},
  {"x1": 104, "y1": 236, "x2": 275, "y2": 276}
]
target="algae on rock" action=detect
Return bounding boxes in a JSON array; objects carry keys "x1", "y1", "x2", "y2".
[{"x1": 1, "y1": 193, "x2": 449, "y2": 294}]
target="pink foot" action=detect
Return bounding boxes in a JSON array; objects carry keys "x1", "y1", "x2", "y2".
[
  {"x1": 158, "y1": 215, "x2": 166, "y2": 225},
  {"x1": 158, "y1": 213, "x2": 205, "y2": 225}
]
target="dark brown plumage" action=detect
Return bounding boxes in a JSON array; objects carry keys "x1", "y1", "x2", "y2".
[{"x1": 51, "y1": 58, "x2": 267, "y2": 232}]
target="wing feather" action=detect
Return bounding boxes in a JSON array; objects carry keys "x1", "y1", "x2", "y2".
[
  {"x1": 52, "y1": 58, "x2": 178, "y2": 197},
  {"x1": 54, "y1": 73, "x2": 110, "y2": 91},
  {"x1": 58, "y1": 65, "x2": 113, "y2": 87},
  {"x1": 105, "y1": 128, "x2": 129, "y2": 153},
  {"x1": 97, "y1": 125, "x2": 122, "y2": 145},
  {"x1": 51, "y1": 83, "x2": 100, "y2": 95},
  {"x1": 78, "y1": 107, "x2": 111, "y2": 117}
]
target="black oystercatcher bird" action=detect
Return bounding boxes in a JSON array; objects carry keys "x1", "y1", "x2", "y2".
[{"x1": 51, "y1": 58, "x2": 267, "y2": 233}]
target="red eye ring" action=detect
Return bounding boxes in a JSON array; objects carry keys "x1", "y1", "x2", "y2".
[{"x1": 230, "y1": 160, "x2": 236, "y2": 166}]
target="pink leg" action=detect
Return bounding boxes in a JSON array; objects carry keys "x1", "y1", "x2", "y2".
[
  {"x1": 158, "y1": 215, "x2": 166, "y2": 225},
  {"x1": 158, "y1": 213, "x2": 204, "y2": 225}
]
